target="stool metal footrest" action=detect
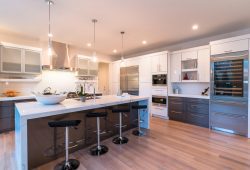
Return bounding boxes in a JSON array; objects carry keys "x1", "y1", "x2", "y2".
[
  {"x1": 132, "y1": 129, "x2": 145, "y2": 136},
  {"x1": 90, "y1": 145, "x2": 109, "y2": 156},
  {"x1": 54, "y1": 159, "x2": 80, "y2": 170},
  {"x1": 112, "y1": 136, "x2": 129, "y2": 144}
]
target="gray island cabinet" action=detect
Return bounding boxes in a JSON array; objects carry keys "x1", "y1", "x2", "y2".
[{"x1": 15, "y1": 95, "x2": 149, "y2": 170}]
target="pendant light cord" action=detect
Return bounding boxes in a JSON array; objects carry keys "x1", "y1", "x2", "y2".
[
  {"x1": 92, "y1": 19, "x2": 97, "y2": 56},
  {"x1": 121, "y1": 31, "x2": 125, "y2": 60}
]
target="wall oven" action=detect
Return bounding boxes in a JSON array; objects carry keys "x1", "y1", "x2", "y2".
[
  {"x1": 210, "y1": 50, "x2": 249, "y2": 136},
  {"x1": 152, "y1": 74, "x2": 167, "y2": 86},
  {"x1": 152, "y1": 95, "x2": 167, "y2": 107}
]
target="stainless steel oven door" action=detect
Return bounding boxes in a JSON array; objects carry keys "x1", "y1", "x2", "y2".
[
  {"x1": 210, "y1": 51, "x2": 248, "y2": 102},
  {"x1": 152, "y1": 95, "x2": 167, "y2": 107},
  {"x1": 152, "y1": 74, "x2": 167, "y2": 86}
]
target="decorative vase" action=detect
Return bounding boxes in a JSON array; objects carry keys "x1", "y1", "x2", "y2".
[{"x1": 79, "y1": 96, "x2": 86, "y2": 102}]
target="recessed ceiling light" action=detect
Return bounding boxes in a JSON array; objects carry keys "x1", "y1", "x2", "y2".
[
  {"x1": 48, "y1": 33, "x2": 53, "y2": 37},
  {"x1": 113, "y1": 49, "x2": 117, "y2": 53},
  {"x1": 192, "y1": 24, "x2": 199, "y2": 30},
  {"x1": 142, "y1": 40, "x2": 147, "y2": 45},
  {"x1": 87, "y1": 43, "x2": 92, "y2": 47}
]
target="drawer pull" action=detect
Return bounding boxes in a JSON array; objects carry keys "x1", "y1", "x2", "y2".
[{"x1": 171, "y1": 111, "x2": 182, "y2": 114}]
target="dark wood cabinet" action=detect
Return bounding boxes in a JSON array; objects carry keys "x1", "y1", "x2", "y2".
[
  {"x1": 168, "y1": 96, "x2": 209, "y2": 128},
  {"x1": 0, "y1": 98, "x2": 36, "y2": 133}
]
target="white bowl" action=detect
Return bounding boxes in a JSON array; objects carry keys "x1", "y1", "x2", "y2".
[{"x1": 35, "y1": 94, "x2": 67, "y2": 105}]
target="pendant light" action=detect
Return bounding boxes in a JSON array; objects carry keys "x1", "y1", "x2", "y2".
[
  {"x1": 120, "y1": 31, "x2": 125, "y2": 64},
  {"x1": 92, "y1": 19, "x2": 98, "y2": 62},
  {"x1": 46, "y1": 0, "x2": 56, "y2": 69}
]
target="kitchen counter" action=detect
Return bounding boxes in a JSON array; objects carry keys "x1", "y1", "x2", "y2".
[
  {"x1": 168, "y1": 93, "x2": 210, "y2": 99},
  {"x1": 0, "y1": 95, "x2": 35, "y2": 101},
  {"x1": 15, "y1": 95, "x2": 150, "y2": 170}
]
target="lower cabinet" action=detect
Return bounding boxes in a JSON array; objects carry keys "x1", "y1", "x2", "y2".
[
  {"x1": 0, "y1": 99, "x2": 36, "y2": 133},
  {"x1": 168, "y1": 96, "x2": 209, "y2": 128}
]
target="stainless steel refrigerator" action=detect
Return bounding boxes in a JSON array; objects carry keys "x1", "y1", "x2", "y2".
[{"x1": 120, "y1": 65, "x2": 139, "y2": 95}]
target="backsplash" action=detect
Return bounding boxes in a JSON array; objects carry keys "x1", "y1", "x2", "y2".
[
  {"x1": 0, "y1": 70, "x2": 98, "y2": 96},
  {"x1": 171, "y1": 82, "x2": 210, "y2": 95}
]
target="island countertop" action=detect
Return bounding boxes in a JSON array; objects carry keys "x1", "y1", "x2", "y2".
[{"x1": 15, "y1": 95, "x2": 149, "y2": 120}]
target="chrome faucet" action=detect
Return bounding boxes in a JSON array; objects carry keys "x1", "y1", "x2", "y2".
[{"x1": 93, "y1": 87, "x2": 96, "y2": 101}]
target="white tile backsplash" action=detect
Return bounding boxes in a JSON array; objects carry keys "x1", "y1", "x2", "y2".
[{"x1": 171, "y1": 82, "x2": 210, "y2": 95}]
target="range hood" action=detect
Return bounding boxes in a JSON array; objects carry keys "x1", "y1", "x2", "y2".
[{"x1": 42, "y1": 41, "x2": 73, "y2": 71}]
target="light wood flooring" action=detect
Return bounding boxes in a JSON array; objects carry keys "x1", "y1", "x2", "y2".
[{"x1": 1, "y1": 118, "x2": 250, "y2": 170}]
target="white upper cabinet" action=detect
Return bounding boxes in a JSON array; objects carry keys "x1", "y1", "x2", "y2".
[
  {"x1": 76, "y1": 55, "x2": 98, "y2": 76},
  {"x1": 181, "y1": 51, "x2": 197, "y2": 61},
  {"x1": 111, "y1": 61, "x2": 120, "y2": 83},
  {"x1": 139, "y1": 55, "x2": 152, "y2": 83},
  {"x1": 170, "y1": 53, "x2": 181, "y2": 82},
  {"x1": 210, "y1": 39, "x2": 248, "y2": 55},
  {"x1": 197, "y1": 48, "x2": 210, "y2": 82},
  {"x1": 151, "y1": 52, "x2": 168, "y2": 74},
  {"x1": 0, "y1": 43, "x2": 42, "y2": 74}
]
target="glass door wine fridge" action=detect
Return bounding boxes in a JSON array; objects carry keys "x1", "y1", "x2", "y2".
[{"x1": 210, "y1": 50, "x2": 249, "y2": 136}]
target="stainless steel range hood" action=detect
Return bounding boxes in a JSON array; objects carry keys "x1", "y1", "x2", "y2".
[{"x1": 42, "y1": 41, "x2": 73, "y2": 71}]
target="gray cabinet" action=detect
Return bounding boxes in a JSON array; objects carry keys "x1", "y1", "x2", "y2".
[
  {"x1": 168, "y1": 96, "x2": 209, "y2": 128},
  {"x1": 0, "y1": 99, "x2": 36, "y2": 133}
]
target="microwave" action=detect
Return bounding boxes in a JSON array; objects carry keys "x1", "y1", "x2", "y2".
[{"x1": 152, "y1": 74, "x2": 167, "y2": 86}]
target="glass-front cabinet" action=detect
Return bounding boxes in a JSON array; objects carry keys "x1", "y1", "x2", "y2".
[
  {"x1": 76, "y1": 55, "x2": 99, "y2": 76},
  {"x1": 0, "y1": 43, "x2": 42, "y2": 74},
  {"x1": 181, "y1": 58, "x2": 198, "y2": 81},
  {"x1": 1, "y1": 46, "x2": 22, "y2": 73}
]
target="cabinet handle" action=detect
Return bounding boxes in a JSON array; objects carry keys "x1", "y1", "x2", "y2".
[{"x1": 171, "y1": 111, "x2": 182, "y2": 114}]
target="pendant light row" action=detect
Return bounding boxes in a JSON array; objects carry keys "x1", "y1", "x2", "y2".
[{"x1": 46, "y1": 1, "x2": 126, "y2": 63}]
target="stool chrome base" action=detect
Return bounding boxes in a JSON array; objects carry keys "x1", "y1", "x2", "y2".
[
  {"x1": 54, "y1": 159, "x2": 80, "y2": 170},
  {"x1": 112, "y1": 136, "x2": 129, "y2": 144},
  {"x1": 90, "y1": 145, "x2": 108, "y2": 156},
  {"x1": 132, "y1": 129, "x2": 145, "y2": 136}
]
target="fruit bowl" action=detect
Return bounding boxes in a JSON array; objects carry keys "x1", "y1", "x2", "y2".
[
  {"x1": 35, "y1": 94, "x2": 67, "y2": 105},
  {"x1": 2, "y1": 90, "x2": 20, "y2": 97}
]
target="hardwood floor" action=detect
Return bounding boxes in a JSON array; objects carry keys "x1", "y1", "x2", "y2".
[{"x1": 1, "y1": 117, "x2": 250, "y2": 170}]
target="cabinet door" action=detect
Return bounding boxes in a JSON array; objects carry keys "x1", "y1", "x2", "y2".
[
  {"x1": 211, "y1": 39, "x2": 248, "y2": 55},
  {"x1": 181, "y1": 51, "x2": 197, "y2": 61},
  {"x1": 198, "y1": 48, "x2": 210, "y2": 82},
  {"x1": 168, "y1": 97, "x2": 185, "y2": 121},
  {"x1": 170, "y1": 53, "x2": 181, "y2": 82},
  {"x1": 24, "y1": 50, "x2": 41, "y2": 74},
  {"x1": 159, "y1": 54, "x2": 167, "y2": 72},
  {"x1": 77, "y1": 58, "x2": 89, "y2": 75},
  {"x1": 88, "y1": 61, "x2": 98, "y2": 76},
  {"x1": 1, "y1": 46, "x2": 22, "y2": 73},
  {"x1": 111, "y1": 82, "x2": 119, "y2": 95},
  {"x1": 139, "y1": 56, "x2": 152, "y2": 83},
  {"x1": 151, "y1": 55, "x2": 159, "y2": 73},
  {"x1": 112, "y1": 62, "x2": 120, "y2": 83}
]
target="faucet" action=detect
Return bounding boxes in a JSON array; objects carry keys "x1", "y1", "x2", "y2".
[{"x1": 93, "y1": 86, "x2": 96, "y2": 101}]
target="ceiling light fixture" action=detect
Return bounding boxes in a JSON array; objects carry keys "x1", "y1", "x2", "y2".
[
  {"x1": 120, "y1": 31, "x2": 125, "y2": 64},
  {"x1": 192, "y1": 24, "x2": 199, "y2": 30},
  {"x1": 87, "y1": 43, "x2": 92, "y2": 47},
  {"x1": 113, "y1": 49, "x2": 117, "y2": 53},
  {"x1": 46, "y1": 0, "x2": 56, "y2": 69},
  {"x1": 142, "y1": 40, "x2": 147, "y2": 45},
  {"x1": 92, "y1": 19, "x2": 98, "y2": 62}
]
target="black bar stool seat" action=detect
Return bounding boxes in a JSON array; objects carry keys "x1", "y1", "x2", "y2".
[
  {"x1": 112, "y1": 107, "x2": 130, "y2": 145},
  {"x1": 132, "y1": 105, "x2": 147, "y2": 136},
  {"x1": 48, "y1": 119, "x2": 81, "y2": 170},
  {"x1": 48, "y1": 120, "x2": 81, "y2": 128},
  {"x1": 86, "y1": 111, "x2": 108, "y2": 156},
  {"x1": 132, "y1": 105, "x2": 147, "y2": 110}
]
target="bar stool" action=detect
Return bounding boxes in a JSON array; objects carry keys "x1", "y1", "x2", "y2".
[
  {"x1": 112, "y1": 107, "x2": 130, "y2": 144},
  {"x1": 48, "y1": 120, "x2": 81, "y2": 170},
  {"x1": 132, "y1": 105, "x2": 147, "y2": 136},
  {"x1": 86, "y1": 112, "x2": 109, "y2": 156}
]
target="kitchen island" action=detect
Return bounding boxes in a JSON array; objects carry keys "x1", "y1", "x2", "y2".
[{"x1": 15, "y1": 95, "x2": 149, "y2": 170}]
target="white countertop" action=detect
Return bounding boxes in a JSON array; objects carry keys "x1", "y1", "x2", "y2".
[
  {"x1": 15, "y1": 95, "x2": 149, "y2": 120},
  {"x1": 168, "y1": 93, "x2": 210, "y2": 99},
  {"x1": 0, "y1": 95, "x2": 35, "y2": 101}
]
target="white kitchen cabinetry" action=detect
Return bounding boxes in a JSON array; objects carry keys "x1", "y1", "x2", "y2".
[
  {"x1": 210, "y1": 39, "x2": 248, "y2": 55},
  {"x1": 76, "y1": 55, "x2": 98, "y2": 76},
  {"x1": 170, "y1": 53, "x2": 181, "y2": 82},
  {"x1": 197, "y1": 48, "x2": 210, "y2": 82},
  {"x1": 111, "y1": 61, "x2": 120, "y2": 83},
  {"x1": 139, "y1": 56, "x2": 152, "y2": 83},
  {"x1": 0, "y1": 43, "x2": 42, "y2": 74},
  {"x1": 151, "y1": 52, "x2": 168, "y2": 74}
]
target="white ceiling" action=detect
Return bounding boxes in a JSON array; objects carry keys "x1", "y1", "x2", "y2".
[{"x1": 1, "y1": 0, "x2": 250, "y2": 57}]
